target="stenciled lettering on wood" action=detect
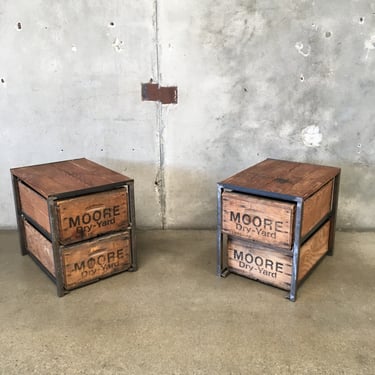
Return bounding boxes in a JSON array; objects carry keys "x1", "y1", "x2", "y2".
[
  {"x1": 229, "y1": 211, "x2": 285, "y2": 239},
  {"x1": 57, "y1": 188, "x2": 128, "y2": 244},
  {"x1": 63, "y1": 234, "x2": 131, "y2": 289},
  {"x1": 227, "y1": 237, "x2": 293, "y2": 290},
  {"x1": 222, "y1": 192, "x2": 295, "y2": 248},
  {"x1": 233, "y1": 249, "x2": 284, "y2": 276},
  {"x1": 67, "y1": 205, "x2": 121, "y2": 235},
  {"x1": 72, "y1": 248, "x2": 126, "y2": 278}
]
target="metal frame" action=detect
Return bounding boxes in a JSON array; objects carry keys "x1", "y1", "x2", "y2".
[
  {"x1": 128, "y1": 181, "x2": 137, "y2": 272},
  {"x1": 327, "y1": 172, "x2": 341, "y2": 256},
  {"x1": 11, "y1": 175, "x2": 28, "y2": 256},
  {"x1": 216, "y1": 173, "x2": 340, "y2": 302},
  {"x1": 11, "y1": 174, "x2": 137, "y2": 297}
]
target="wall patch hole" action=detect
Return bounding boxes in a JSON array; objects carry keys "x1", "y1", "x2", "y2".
[
  {"x1": 17, "y1": 22, "x2": 22, "y2": 30},
  {"x1": 109, "y1": 22, "x2": 115, "y2": 28},
  {"x1": 302, "y1": 125, "x2": 322, "y2": 148},
  {"x1": 60, "y1": 149, "x2": 64, "y2": 152},
  {"x1": 243, "y1": 87, "x2": 248, "y2": 92},
  {"x1": 1, "y1": 78, "x2": 5, "y2": 83},
  {"x1": 100, "y1": 148, "x2": 104, "y2": 152},
  {"x1": 112, "y1": 37, "x2": 124, "y2": 52},
  {"x1": 325, "y1": 31, "x2": 332, "y2": 38},
  {"x1": 359, "y1": 17, "x2": 365, "y2": 24},
  {"x1": 300, "y1": 74, "x2": 304, "y2": 82},
  {"x1": 295, "y1": 41, "x2": 311, "y2": 57}
]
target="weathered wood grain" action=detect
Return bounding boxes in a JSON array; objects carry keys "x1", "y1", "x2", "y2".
[
  {"x1": 298, "y1": 221, "x2": 330, "y2": 281},
  {"x1": 227, "y1": 237, "x2": 293, "y2": 290},
  {"x1": 62, "y1": 232, "x2": 131, "y2": 290},
  {"x1": 18, "y1": 182, "x2": 50, "y2": 234},
  {"x1": 227, "y1": 222, "x2": 331, "y2": 290},
  {"x1": 56, "y1": 188, "x2": 128, "y2": 245},
  {"x1": 221, "y1": 159, "x2": 340, "y2": 199},
  {"x1": 301, "y1": 181, "x2": 333, "y2": 237},
  {"x1": 222, "y1": 191, "x2": 295, "y2": 249},
  {"x1": 11, "y1": 158, "x2": 132, "y2": 198},
  {"x1": 24, "y1": 219, "x2": 55, "y2": 276}
]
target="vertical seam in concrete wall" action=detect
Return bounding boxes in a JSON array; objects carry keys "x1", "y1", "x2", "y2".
[{"x1": 154, "y1": 0, "x2": 167, "y2": 229}]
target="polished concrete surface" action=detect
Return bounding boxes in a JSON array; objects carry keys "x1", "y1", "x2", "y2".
[{"x1": 0, "y1": 230, "x2": 374, "y2": 374}]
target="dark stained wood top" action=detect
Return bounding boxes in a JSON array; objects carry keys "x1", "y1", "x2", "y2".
[
  {"x1": 11, "y1": 158, "x2": 132, "y2": 198},
  {"x1": 220, "y1": 159, "x2": 341, "y2": 199}
]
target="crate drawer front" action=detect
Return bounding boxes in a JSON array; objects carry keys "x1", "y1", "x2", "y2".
[
  {"x1": 227, "y1": 237, "x2": 293, "y2": 290},
  {"x1": 222, "y1": 191, "x2": 295, "y2": 249},
  {"x1": 227, "y1": 221, "x2": 331, "y2": 290},
  {"x1": 18, "y1": 183, "x2": 130, "y2": 245},
  {"x1": 23, "y1": 219, "x2": 55, "y2": 276},
  {"x1": 18, "y1": 182, "x2": 50, "y2": 234},
  {"x1": 56, "y1": 187, "x2": 129, "y2": 245},
  {"x1": 62, "y1": 231, "x2": 131, "y2": 290}
]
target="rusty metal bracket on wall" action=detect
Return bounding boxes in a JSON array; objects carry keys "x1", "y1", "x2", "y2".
[{"x1": 141, "y1": 82, "x2": 178, "y2": 104}]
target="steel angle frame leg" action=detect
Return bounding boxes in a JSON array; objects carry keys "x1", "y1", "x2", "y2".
[
  {"x1": 216, "y1": 184, "x2": 227, "y2": 277},
  {"x1": 11, "y1": 175, "x2": 28, "y2": 256},
  {"x1": 327, "y1": 173, "x2": 341, "y2": 256},
  {"x1": 48, "y1": 197, "x2": 65, "y2": 297},
  {"x1": 128, "y1": 181, "x2": 137, "y2": 271},
  {"x1": 289, "y1": 198, "x2": 303, "y2": 302}
]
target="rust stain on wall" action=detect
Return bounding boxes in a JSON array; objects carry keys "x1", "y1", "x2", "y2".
[{"x1": 141, "y1": 82, "x2": 178, "y2": 104}]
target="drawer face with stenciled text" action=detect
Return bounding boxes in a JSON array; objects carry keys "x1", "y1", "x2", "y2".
[
  {"x1": 227, "y1": 221, "x2": 331, "y2": 290},
  {"x1": 56, "y1": 188, "x2": 129, "y2": 245},
  {"x1": 222, "y1": 180, "x2": 334, "y2": 250},
  {"x1": 18, "y1": 181, "x2": 129, "y2": 245},
  {"x1": 222, "y1": 191, "x2": 295, "y2": 249},
  {"x1": 62, "y1": 231, "x2": 131, "y2": 290},
  {"x1": 23, "y1": 217, "x2": 131, "y2": 290}
]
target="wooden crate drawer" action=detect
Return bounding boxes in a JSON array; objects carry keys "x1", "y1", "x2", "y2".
[
  {"x1": 222, "y1": 192, "x2": 295, "y2": 249},
  {"x1": 18, "y1": 181, "x2": 129, "y2": 245},
  {"x1": 56, "y1": 187, "x2": 128, "y2": 245},
  {"x1": 63, "y1": 231, "x2": 131, "y2": 290},
  {"x1": 23, "y1": 218, "x2": 131, "y2": 291},
  {"x1": 222, "y1": 180, "x2": 333, "y2": 249},
  {"x1": 227, "y1": 221, "x2": 331, "y2": 290}
]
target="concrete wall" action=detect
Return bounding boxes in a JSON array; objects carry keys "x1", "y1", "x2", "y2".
[
  {"x1": 1, "y1": 1, "x2": 374, "y2": 230},
  {"x1": 0, "y1": 0, "x2": 161, "y2": 228}
]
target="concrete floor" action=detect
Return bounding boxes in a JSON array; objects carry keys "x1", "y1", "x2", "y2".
[{"x1": 0, "y1": 230, "x2": 374, "y2": 374}]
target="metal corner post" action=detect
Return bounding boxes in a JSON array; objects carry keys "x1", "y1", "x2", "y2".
[
  {"x1": 327, "y1": 172, "x2": 341, "y2": 256},
  {"x1": 11, "y1": 175, "x2": 28, "y2": 256},
  {"x1": 128, "y1": 181, "x2": 137, "y2": 271},
  {"x1": 289, "y1": 198, "x2": 304, "y2": 302},
  {"x1": 216, "y1": 184, "x2": 225, "y2": 276}
]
